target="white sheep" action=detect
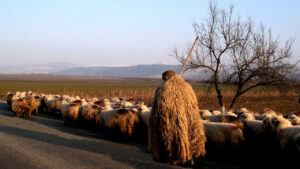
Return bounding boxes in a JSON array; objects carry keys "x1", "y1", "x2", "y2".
[
  {"x1": 15, "y1": 91, "x2": 21, "y2": 97},
  {"x1": 81, "y1": 99, "x2": 88, "y2": 106},
  {"x1": 203, "y1": 121, "x2": 245, "y2": 148},
  {"x1": 212, "y1": 110, "x2": 221, "y2": 115},
  {"x1": 60, "y1": 101, "x2": 70, "y2": 119},
  {"x1": 19, "y1": 92, "x2": 26, "y2": 99},
  {"x1": 238, "y1": 112, "x2": 267, "y2": 140},
  {"x1": 74, "y1": 95, "x2": 81, "y2": 100},
  {"x1": 46, "y1": 97, "x2": 65, "y2": 113},
  {"x1": 199, "y1": 110, "x2": 212, "y2": 119},
  {"x1": 269, "y1": 116, "x2": 300, "y2": 152},
  {"x1": 69, "y1": 97, "x2": 75, "y2": 102},
  {"x1": 138, "y1": 105, "x2": 151, "y2": 127}
]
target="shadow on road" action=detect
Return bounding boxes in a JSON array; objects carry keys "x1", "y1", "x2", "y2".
[
  {"x1": 0, "y1": 102, "x2": 15, "y2": 117},
  {"x1": 0, "y1": 125, "x2": 170, "y2": 169}
]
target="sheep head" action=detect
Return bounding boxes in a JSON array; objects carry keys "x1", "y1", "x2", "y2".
[
  {"x1": 73, "y1": 100, "x2": 82, "y2": 106},
  {"x1": 271, "y1": 116, "x2": 292, "y2": 134},
  {"x1": 94, "y1": 100, "x2": 103, "y2": 106},
  {"x1": 237, "y1": 112, "x2": 255, "y2": 121}
]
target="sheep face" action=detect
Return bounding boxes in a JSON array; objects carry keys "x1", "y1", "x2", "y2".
[
  {"x1": 294, "y1": 112, "x2": 300, "y2": 117},
  {"x1": 138, "y1": 105, "x2": 149, "y2": 113},
  {"x1": 222, "y1": 115, "x2": 244, "y2": 130},
  {"x1": 270, "y1": 116, "x2": 292, "y2": 134},
  {"x1": 103, "y1": 99, "x2": 111, "y2": 106},
  {"x1": 238, "y1": 112, "x2": 255, "y2": 121},
  {"x1": 135, "y1": 99, "x2": 144, "y2": 105},
  {"x1": 126, "y1": 98, "x2": 135, "y2": 104},
  {"x1": 199, "y1": 110, "x2": 212, "y2": 119},
  {"x1": 262, "y1": 117, "x2": 277, "y2": 138},
  {"x1": 73, "y1": 100, "x2": 82, "y2": 106},
  {"x1": 288, "y1": 115, "x2": 300, "y2": 125},
  {"x1": 263, "y1": 108, "x2": 277, "y2": 115}
]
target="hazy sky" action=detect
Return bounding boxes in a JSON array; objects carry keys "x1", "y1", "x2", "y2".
[{"x1": 0, "y1": 0, "x2": 299, "y2": 67}]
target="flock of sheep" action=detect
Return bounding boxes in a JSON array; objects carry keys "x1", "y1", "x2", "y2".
[
  {"x1": 201, "y1": 108, "x2": 300, "y2": 154},
  {"x1": 6, "y1": 91, "x2": 150, "y2": 137},
  {"x1": 5, "y1": 91, "x2": 300, "y2": 163}
]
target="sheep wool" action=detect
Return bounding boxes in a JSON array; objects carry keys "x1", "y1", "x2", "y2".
[
  {"x1": 11, "y1": 99, "x2": 32, "y2": 117},
  {"x1": 6, "y1": 93, "x2": 14, "y2": 107},
  {"x1": 149, "y1": 75, "x2": 206, "y2": 165}
]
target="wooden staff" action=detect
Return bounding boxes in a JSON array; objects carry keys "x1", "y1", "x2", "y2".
[{"x1": 178, "y1": 36, "x2": 199, "y2": 77}]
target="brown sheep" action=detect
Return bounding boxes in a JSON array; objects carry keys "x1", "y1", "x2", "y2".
[
  {"x1": 11, "y1": 98, "x2": 32, "y2": 117},
  {"x1": 62, "y1": 100, "x2": 82, "y2": 124},
  {"x1": 98, "y1": 108, "x2": 135, "y2": 136},
  {"x1": 79, "y1": 104, "x2": 100, "y2": 122},
  {"x1": 25, "y1": 96, "x2": 41, "y2": 115},
  {"x1": 6, "y1": 93, "x2": 14, "y2": 108}
]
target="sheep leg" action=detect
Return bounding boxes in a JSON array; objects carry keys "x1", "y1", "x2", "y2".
[{"x1": 26, "y1": 108, "x2": 33, "y2": 117}]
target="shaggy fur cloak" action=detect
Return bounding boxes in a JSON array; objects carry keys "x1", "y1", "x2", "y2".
[{"x1": 149, "y1": 76, "x2": 206, "y2": 165}]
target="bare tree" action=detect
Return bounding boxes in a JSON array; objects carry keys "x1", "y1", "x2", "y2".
[
  {"x1": 174, "y1": 1, "x2": 297, "y2": 111},
  {"x1": 227, "y1": 25, "x2": 296, "y2": 109}
]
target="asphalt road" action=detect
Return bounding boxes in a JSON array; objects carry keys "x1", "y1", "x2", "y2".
[{"x1": 0, "y1": 102, "x2": 180, "y2": 169}]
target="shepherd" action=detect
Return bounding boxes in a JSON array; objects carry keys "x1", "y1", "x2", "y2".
[{"x1": 149, "y1": 37, "x2": 206, "y2": 165}]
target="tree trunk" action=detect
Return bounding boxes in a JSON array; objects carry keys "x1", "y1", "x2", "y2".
[
  {"x1": 229, "y1": 92, "x2": 240, "y2": 110},
  {"x1": 214, "y1": 81, "x2": 224, "y2": 110},
  {"x1": 229, "y1": 86, "x2": 242, "y2": 109}
]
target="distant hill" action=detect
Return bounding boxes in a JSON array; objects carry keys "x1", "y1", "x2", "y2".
[
  {"x1": 0, "y1": 62, "x2": 77, "y2": 74},
  {"x1": 54, "y1": 64, "x2": 180, "y2": 77},
  {"x1": 0, "y1": 62, "x2": 210, "y2": 79},
  {"x1": 53, "y1": 64, "x2": 210, "y2": 79}
]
